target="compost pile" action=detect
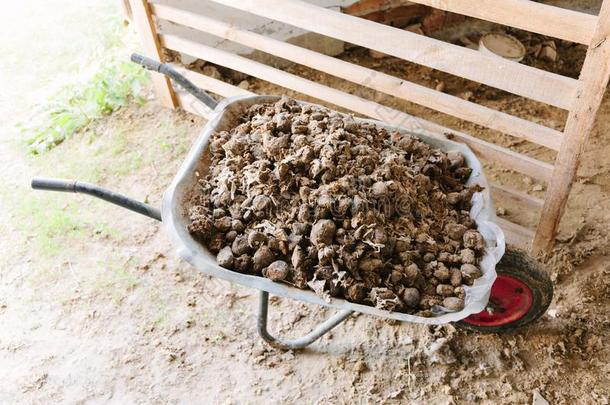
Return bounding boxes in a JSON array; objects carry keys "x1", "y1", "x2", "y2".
[{"x1": 188, "y1": 97, "x2": 486, "y2": 316}]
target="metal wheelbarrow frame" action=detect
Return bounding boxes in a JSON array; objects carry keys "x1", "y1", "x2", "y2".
[{"x1": 31, "y1": 55, "x2": 553, "y2": 349}]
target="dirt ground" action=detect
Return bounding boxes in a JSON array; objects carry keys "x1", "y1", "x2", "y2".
[{"x1": 1, "y1": 1, "x2": 609, "y2": 404}]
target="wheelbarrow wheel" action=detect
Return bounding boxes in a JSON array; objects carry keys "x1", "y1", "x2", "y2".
[{"x1": 456, "y1": 248, "x2": 553, "y2": 333}]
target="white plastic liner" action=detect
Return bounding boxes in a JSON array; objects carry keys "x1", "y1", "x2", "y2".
[{"x1": 162, "y1": 95, "x2": 505, "y2": 324}]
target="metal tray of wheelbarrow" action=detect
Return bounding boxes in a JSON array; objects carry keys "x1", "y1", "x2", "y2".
[{"x1": 161, "y1": 94, "x2": 505, "y2": 325}]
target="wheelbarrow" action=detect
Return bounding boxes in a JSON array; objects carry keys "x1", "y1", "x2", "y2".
[{"x1": 31, "y1": 54, "x2": 553, "y2": 349}]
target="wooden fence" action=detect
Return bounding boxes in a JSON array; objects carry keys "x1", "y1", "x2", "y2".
[{"x1": 128, "y1": 0, "x2": 610, "y2": 253}]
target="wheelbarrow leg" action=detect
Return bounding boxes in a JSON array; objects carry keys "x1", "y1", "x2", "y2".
[{"x1": 257, "y1": 291, "x2": 353, "y2": 350}]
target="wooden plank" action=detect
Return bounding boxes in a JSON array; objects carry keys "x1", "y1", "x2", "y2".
[
  {"x1": 172, "y1": 65, "x2": 255, "y2": 98},
  {"x1": 176, "y1": 91, "x2": 214, "y2": 120},
  {"x1": 532, "y1": 1, "x2": 610, "y2": 253},
  {"x1": 128, "y1": 0, "x2": 177, "y2": 108},
  {"x1": 406, "y1": 0, "x2": 596, "y2": 45},
  {"x1": 153, "y1": 3, "x2": 563, "y2": 150},
  {"x1": 490, "y1": 183, "x2": 544, "y2": 212},
  {"x1": 173, "y1": 68, "x2": 253, "y2": 117},
  {"x1": 120, "y1": 0, "x2": 133, "y2": 24},
  {"x1": 497, "y1": 217, "x2": 534, "y2": 251},
  {"x1": 208, "y1": 0, "x2": 578, "y2": 109},
  {"x1": 161, "y1": 34, "x2": 554, "y2": 182}
]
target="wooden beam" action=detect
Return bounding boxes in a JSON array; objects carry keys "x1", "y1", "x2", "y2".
[
  {"x1": 128, "y1": 0, "x2": 177, "y2": 108},
  {"x1": 172, "y1": 68, "x2": 254, "y2": 117},
  {"x1": 406, "y1": 0, "x2": 596, "y2": 45},
  {"x1": 161, "y1": 34, "x2": 554, "y2": 182},
  {"x1": 491, "y1": 183, "x2": 544, "y2": 212},
  {"x1": 208, "y1": 0, "x2": 578, "y2": 109},
  {"x1": 497, "y1": 217, "x2": 534, "y2": 251},
  {"x1": 176, "y1": 91, "x2": 214, "y2": 120},
  {"x1": 532, "y1": 1, "x2": 610, "y2": 254},
  {"x1": 120, "y1": 0, "x2": 133, "y2": 24},
  {"x1": 172, "y1": 65, "x2": 255, "y2": 98},
  {"x1": 153, "y1": 3, "x2": 563, "y2": 150}
]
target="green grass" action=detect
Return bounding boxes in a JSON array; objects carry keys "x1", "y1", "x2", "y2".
[
  {"x1": 16, "y1": 15, "x2": 150, "y2": 155},
  {"x1": 17, "y1": 196, "x2": 84, "y2": 257},
  {"x1": 112, "y1": 152, "x2": 143, "y2": 176},
  {"x1": 91, "y1": 256, "x2": 140, "y2": 302},
  {"x1": 92, "y1": 222, "x2": 121, "y2": 240},
  {"x1": 145, "y1": 288, "x2": 170, "y2": 329},
  {"x1": 9, "y1": 183, "x2": 123, "y2": 260},
  {"x1": 155, "y1": 136, "x2": 172, "y2": 153},
  {"x1": 19, "y1": 62, "x2": 149, "y2": 154}
]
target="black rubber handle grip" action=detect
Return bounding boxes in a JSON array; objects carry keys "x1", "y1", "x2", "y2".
[
  {"x1": 31, "y1": 177, "x2": 77, "y2": 192},
  {"x1": 130, "y1": 53, "x2": 163, "y2": 72}
]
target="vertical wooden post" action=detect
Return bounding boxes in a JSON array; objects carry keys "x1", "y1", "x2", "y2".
[
  {"x1": 120, "y1": 0, "x2": 133, "y2": 24},
  {"x1": 532, "y1": 0, "x2": 610, "y2": 254},
  {"x1": 128, "y1": 0, "x2": 178, "y2": 108}
]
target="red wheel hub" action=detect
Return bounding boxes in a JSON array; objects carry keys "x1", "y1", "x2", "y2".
[{"x1": 462, "y1": 274, "x2": 534, "y2": 327}]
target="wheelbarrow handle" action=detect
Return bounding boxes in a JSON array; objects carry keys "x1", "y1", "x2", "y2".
[
  {"x1": 31, "y1": 177, "x2": 161, "y2": 222},
  {"x1": 130, "y1": 53, "x2": 218, "y2": 111}
]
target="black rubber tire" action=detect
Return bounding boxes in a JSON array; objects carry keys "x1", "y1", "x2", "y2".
[{"x1": 455, "y1": 248, "x2": 554, "y2": 334}]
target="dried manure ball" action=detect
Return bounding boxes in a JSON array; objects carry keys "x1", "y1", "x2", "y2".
[
  {"x1": 214, "y1": 216, "x2": 232, "y2": 232},
  {"x1": 253, "y1": 246, "x2": 275, "y2": 271},
  {"x1": 463, "y1": 229, "x2": 485, "y2": 251},
  {"x1": 436, "y1": 284, "x2": 454, "y2": 296},
  {"x1": 347, "y1": 283, "x2": 367, "y2": 303},
  {"x1": 216, "y1": 246, "x2": 235, "y2": 269},
  {"x1": 263, "y1": 260, "x2": 290, "y2": 281},
  {"x1": 443, "y1": 297, "x2": 465, "y2": 311},
  {"x1": 433, "y1": 263, "x2": 450, "y2": 282},
  {"x1": 252, "y1": 195, "x2": 272, "y2": 215},
  {"x1": 446, "y1": 223, "x2": 468, "y2": 241},
  {"x1": 460, "y1": 248, "x2": 476, "y2": 264},
  {"x1": 402, "y1": 288, "x2": 421, "y2": 308},
  {"x1": 232, "y1": 235, "x2": 251, "y2": 256},
  {"x1": 450, "y1": 267, "x2": 462, "y2": 287},
  {"x1": 461, "y1": 264, "x2": 482, "y2": 285},
  {"x1": 248, "y1": 231, "x2": 268, "y2": 248},
  {"x1": 234, "y1": 254, "x2": 252, "y2": 273},
  {"x1": 310, "y1": 219, "x2": 337, "y2": 246}
]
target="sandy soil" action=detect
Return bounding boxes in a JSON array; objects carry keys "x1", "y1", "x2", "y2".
[{"x1": 1, "y1": 1, "x2": 609, "y2": 404}]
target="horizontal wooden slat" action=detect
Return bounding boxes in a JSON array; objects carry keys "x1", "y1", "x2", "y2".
[
  {"x1": 496, "y1": 217, "x2": 534, "y2": 251},
  {"x1": 173, "y1": 68, "x2": 256, "y2": 119},
  {"x1": 173, "y1": 66, "x2": 254, "y2": 118},
  {"x1": 173, "y1": 65, "x2": 255, "y2": 98},
  {"x1": 162, "y1": 34, "x2": 554, "y2": 182},
  {"x1": 154, "y1": 3, "x2": 563, "y2": 150},
  {"x1": 208, "y1": 0, "x2": 578, "y2": 109},
  {"x1": 406, "y1": 0, "x2": 596, "y2": 45},
  {"x1": 176, "y1": 90, "x2": 214, "y2": 120},
  {"x1": 490, "y1": 183, "x2": 544, "y2": 212}
]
